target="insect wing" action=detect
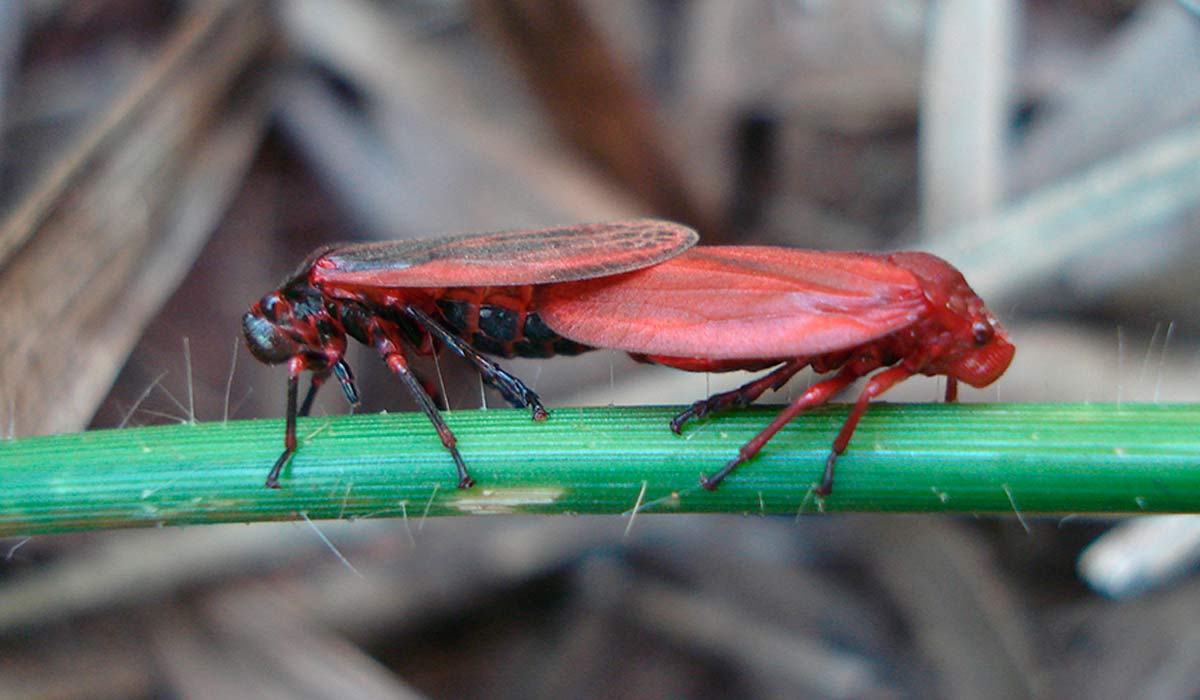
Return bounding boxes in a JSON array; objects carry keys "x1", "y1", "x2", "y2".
[
  {"x1": 311, "y1": 219, "x2": 698, "y2": 288},
  {"x1": 537, "y1": 247, "x2": 930, "y2": 360}
]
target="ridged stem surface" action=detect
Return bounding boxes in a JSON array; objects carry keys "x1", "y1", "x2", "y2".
[{"x1": 0, "y1": 403, "x2": 1196, "y2": 535}]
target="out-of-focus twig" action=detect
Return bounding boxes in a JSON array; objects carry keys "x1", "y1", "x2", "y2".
[
  {"x1": 0, "y1": 2, "x2": 23, "y2": 184},
  {"x1": 855, "y1": 517, "x2": 1046, "y2": 699},
  {"x1": 623, "y1": 572, "x2": 882, "y2": 698},
  {"x1": 0, "y1": 0, "x2": 271, "y2": 437},
  {"x1": 927, "y1": 121, "x2": 1200, "y2": 302},
  {"x1": 468, "y1": 0, "x2": 718, "y2": 235},
  {"x1": 0, "y1": 520, "x2": 397, "y2": 633},
  {"x1": 278, "y1": 0, "x2": 639, "y2": 235},
  {"x1": 1078, "y1": 515, "x2": 1200, "y2": 598},
  {"x1": 1012, "y1": 2, "x2": 1200, "y2": 194},
  {"x1": 202, "y1": 593, "x2": 427, "y2": 699},
  {"x1": 919, "y1": 0, "x2": 1016, "y2": 233}
]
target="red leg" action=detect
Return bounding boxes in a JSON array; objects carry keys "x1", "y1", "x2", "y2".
[
  {"x1": 384, "y1": 352, "x2": 475, "y2": 489},
  {"x1": 670, "y1": 360, "x2": 806, "y2": 434},
  {"x1": 700, "y1": 367, "x2": 860, "y2": 491},
  {"x1": 815, "y1": 365, "x2": 913, "y2": 495},
  {"x1": 700, "y1": 364, "x2": 915, "y2": 495},
  {"x1": 945, "y1": 376, "x2": 958, "y2": 403}
]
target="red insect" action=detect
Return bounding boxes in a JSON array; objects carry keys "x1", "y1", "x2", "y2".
[
  {"x1": 242, "y1": 220, "x2": 698, "y2": 489},
  {"x1": 535, "y1": 246, "x2": 1015, "y2": 495}
]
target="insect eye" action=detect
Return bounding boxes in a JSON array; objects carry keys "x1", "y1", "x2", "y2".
[
  {"x1": 262, "y1": 294, "x2": 283, "y2": 320},
  {"x1": 972, "y1": 322, "x2": 993, "y2": 345}
]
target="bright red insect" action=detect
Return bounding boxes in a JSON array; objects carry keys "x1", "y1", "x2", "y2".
[
  {"x1": 242, "y1": 219, "x2": 698, "y2": 489},
  {"x1": 245, "y1": 220, "x2": 1013, "y2": 496},
  {"x1": 535, "y1": 247, "x2": 1015, "y2": 495}
]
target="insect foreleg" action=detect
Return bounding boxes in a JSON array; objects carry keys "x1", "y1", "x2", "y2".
[
  {"x1": 817, "y1": 364, "x2": 913, "y2": 495},
  {"x1": 266, "y1": 370, "x2": 301, "y2": 489}
]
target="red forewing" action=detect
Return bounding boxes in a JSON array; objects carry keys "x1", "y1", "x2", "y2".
[
  {"x1": 536, "y1": 247, "x2": 931, "y2": 360},
  {"x1": 311, "y1": 219, "x2": 698, "y2": 288}
]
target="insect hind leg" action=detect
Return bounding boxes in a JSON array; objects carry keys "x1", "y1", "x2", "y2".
[{"x1": 404, "y1": 305, "x2": 548, "y2": 420}]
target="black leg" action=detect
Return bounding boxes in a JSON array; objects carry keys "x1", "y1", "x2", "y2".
[
  {"x1": 404, "y1": 305, "x2": 548, "y2": 420},
  {"x1": 298, "y1": 371, "x2": 327, "y2": 417},
  {"x1": 384, "y1": 352, "x2": 475, "y2": 489},
  {"x1": 333, "y1": 359, "x2": 359, "y2": 405},
  {"x1": 269, "y1": 361, "x2": 357, "y2": 489},
  {"x1": 265, "y1": 373, "x2": 300, "y2": 489}
]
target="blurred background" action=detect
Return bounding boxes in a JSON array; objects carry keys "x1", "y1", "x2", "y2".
[{"x1": 1, "y1": 0, "x2": 1200, "y2": 697}]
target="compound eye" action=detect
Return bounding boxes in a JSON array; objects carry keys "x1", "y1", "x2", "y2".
[
  {"x1": 972, "y1": 321, "x2": 993, "y2": 346},
  {"x1": 262, "y1": 294, "x2": 284, "y2": 320},
  {"x1": 243, "y1": 310, "x2": 299, "y2": 364}
]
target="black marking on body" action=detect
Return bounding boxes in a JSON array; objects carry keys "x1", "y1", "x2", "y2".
[
  {"x1": 552, "y1": 338, "x2": 590, "y2": 356},
  {"x1": 426, "y1": 297, "x2": 593, "y2": 359},
  {"x1": 478, "y1": 304, "x2": 518, "y2": 343},
  {"x1": 470, "y1": 334, "x2": 510, "y2": 358},
  {"x1": 436, "y1": 298, "x2": 472, "y2": 334},
  {"x1": 315, "y1": 318, "x2": 338, "y2": 337},
  {"x1": 522, "y1": 313, "x2": 559, "y2": 344},
  {"x1": 511, "y1": 340, "x2": 554, "y2": 358}
]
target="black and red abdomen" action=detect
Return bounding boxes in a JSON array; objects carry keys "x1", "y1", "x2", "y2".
[
  {"x1": 316, "y1": 278, "x2": 592, "y2": 359},
  {"x1": 431, "y1": 286, "x2": 591, "y2": 359}
]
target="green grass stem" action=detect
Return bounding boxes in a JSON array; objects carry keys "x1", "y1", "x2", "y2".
[{"x1": 0, "y1": 403, "x2": 1197, "y2": 536}]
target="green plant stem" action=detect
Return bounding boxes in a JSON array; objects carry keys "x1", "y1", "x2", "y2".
[{"x1": 0, "y1": 403, "x2": 1197, "y2": 536}]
